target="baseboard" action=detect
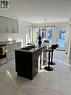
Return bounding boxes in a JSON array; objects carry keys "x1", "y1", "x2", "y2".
[{"x1": 56, "y1": 49, "x2": 66, "y2": 51}]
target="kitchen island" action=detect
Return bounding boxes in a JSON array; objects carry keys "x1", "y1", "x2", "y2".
[{"x1": 15, "y1": 45, "x2": 47, "y2": 80}]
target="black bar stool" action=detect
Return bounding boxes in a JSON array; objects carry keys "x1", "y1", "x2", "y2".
[
  {"x1": 49, "y1": 44, "x2": 59, "y2": 65},
  {"x1": 43, "y1": 40, "x2": 49, "y2": 49},
  {"x1": 44, "y1": 48, "x2": 53, "y2": 71}
]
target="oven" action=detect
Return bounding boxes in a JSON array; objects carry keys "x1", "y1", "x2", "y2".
[{"x1": 0, "y1": 44, "x2": 7, "y2": 65}]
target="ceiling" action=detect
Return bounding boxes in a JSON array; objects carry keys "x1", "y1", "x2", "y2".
[{"x1": 0, "y1": 0, "x2": 71, "y2": 23}]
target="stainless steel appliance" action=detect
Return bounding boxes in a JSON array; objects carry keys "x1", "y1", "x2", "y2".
[{"x1": 0, "y1": 44, "x2": 7, "y2": 65}]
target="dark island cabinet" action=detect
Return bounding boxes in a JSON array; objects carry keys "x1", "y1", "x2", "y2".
[
  {"x1": 15, "y1": 51, "x2": 33, "y2": 79},
  {"x1": 15, "y1": 45, "x2": 47, "y2": 80}
]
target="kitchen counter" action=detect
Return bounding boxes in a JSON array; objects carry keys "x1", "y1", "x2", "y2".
[
  {"x1": 0, "y1": 41, "x2": 21, "y2": 45},
  {"x1": 0, "y1": 41, "x2": 8, "y2": 46},
  {"x1": 0, "y1": 41, "x2": 22, "y2": 61},
  {"x1": 16, "y1": 45, "x2": 46, "y2": 53},
  {"x1": 8, "y1": 41, "x2": 21, "y2": 45},
  {"x1": 15, "y1": 45, "x2": 47, "y2": 80}
]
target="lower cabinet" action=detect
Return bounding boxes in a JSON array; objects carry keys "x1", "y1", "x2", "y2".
[
  {"x1": 15, "y1": 50, "x2": 41, "y2": 80},
  {"x1": 7, "y1": 42, "x2": 21, "y2": 61},
  {"x1": 15, "y1": 46, "x2": 47, "y2": 80}
]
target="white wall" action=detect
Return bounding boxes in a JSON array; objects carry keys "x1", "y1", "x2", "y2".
[
  {"x1": 68, "y1": 21, "x2": 71, "y2": 56},
  {"x1": 18, "y1": 19, "x2": 32, "y2": 46}
]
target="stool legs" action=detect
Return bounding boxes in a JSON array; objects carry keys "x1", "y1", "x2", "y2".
[
  {"x1": 50, "y1": 50, "x2": 55, "y2": 65},
  {"x1": 44, "y1": 51, "x2": 53, "y2": 71}
]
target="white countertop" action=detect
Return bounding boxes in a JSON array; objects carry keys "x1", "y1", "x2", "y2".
[{"x1": 0, "y1": 41, "x2": 21, "y2": 46}]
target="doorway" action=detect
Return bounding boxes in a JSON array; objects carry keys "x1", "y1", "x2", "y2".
[
  {"x1": 46, "y1": 27, "x2": 54, "y2": 45},
  {"x1": 41, "y1": 27, "x2": 54, "y2": 46},
  {"x1": 30, "y1": 25, "x2": 67, "y2": 50},
  {"x1": 32, "y1": 26, "x2": 55, "y2": 46},
  {"x1": 57, "y1": 28, "x2": 66, "y2": 49}
]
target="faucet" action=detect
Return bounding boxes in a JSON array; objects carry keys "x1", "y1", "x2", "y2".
[{"x1": 27, "y1": 43, "x2": 35, "y2": 48}]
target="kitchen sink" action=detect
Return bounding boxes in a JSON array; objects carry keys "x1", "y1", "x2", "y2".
[{"x1": 21, "y1": 46, "x2": 35, "y2": 50}]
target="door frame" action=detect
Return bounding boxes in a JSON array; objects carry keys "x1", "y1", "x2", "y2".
[{"x1": 56, "y1": 26, "x2": 66, "y2": 50}]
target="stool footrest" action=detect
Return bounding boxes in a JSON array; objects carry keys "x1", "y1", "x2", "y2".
[{"x1": 44, "y1": 66, "x2": 53, "y2": 71}]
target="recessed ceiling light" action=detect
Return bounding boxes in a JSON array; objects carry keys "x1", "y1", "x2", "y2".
[{"x1": 0, "y1": 0, "x2": 9, "y2": 8}]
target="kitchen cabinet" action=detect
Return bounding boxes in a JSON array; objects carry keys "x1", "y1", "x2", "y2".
[
  {"x1": 7, "y1": 19, "x2": 18, "y2": 33},
  {"x1": 0, "y1": 16, "x2": 18, "y2": 33},
  {"x1": 6, "y1": 19, "x2": 13, "y2": 33},
  {"x1": 15, "y1": 45, "x2": 46, "y2": 80},
  {"x1": 7, "y1": 42, "x2": 21, "y2": 61},
  {"x1": 12, "y1": 20, "x2": 18, "y2": 33},
  {"x1": 0, "y1": 17, "x2": 7, "y2": 33}
]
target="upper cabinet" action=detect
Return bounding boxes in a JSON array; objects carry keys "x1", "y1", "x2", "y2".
[
  {"x1": 0, "y1": 17, "x2": 7, "y2": 33},
  {"x1": 6, "y1": 19, "x2": 13, "y2": 33},
  {"x1": 12, "y1": 20, "x2": 18, "y2": 33},
  {"x1": 0, "y1": 16, "x2": 18, "y2": 33}
]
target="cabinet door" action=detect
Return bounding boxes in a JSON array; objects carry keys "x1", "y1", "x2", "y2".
[
  {"x1": 0, "y1": 18, "x2": 3, "y2": 32},
  {"x1": 0, "y1": 17, "x2": 7, "y2": 33},
  {"x1": 12, "y1": 20, "x2": 18, "y2": 33},
  {"x1": 7, "y1": 19, "x2": 18, "y2": 33},
  {"x1": 7, "y1": 19, "x2": 13, "y2": 33},
  {"x1": 7, "y1": 43, "x2": 21, "y2": 61},
  {"x1": 0, "y1": 16, "x2": 18, "y2": 33},
  {"x1": 2, "y1": 18, "x2": 7, "y2": 33},
  {"x1": 7, "y1": 44, "x2": 14, "y2": 60}
]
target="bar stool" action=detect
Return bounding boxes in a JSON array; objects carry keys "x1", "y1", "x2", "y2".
[
  {"x1": 44, "y1": 48, "x2": 53, "y2": 71},
  {"x1": 43, "y1": 40, "x2": 49, "y2": 49},
  {"x1": 49, "y1": 44, "x2": 59, "y2": 65}
]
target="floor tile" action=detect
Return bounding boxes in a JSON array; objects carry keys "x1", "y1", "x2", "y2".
[{"x1": 0, "y1": 50, "x2": 71, "y2": 95}]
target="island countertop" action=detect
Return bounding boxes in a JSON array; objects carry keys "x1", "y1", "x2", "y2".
[{"x1": 15, "y1": 45, "x2": 47, "y2": 53}]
